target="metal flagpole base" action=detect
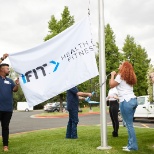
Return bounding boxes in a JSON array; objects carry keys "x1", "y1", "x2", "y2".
[{"x1": 97, "y1": 146, "x2": 112, "y2": 150}]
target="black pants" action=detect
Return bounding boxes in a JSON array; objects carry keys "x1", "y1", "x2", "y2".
[
  {"x1": 109, "y1": 100, "x2": 119, "y2": 134},
  {"x1": 0, "y1": 111, "x2": 12, "y2": 146}
]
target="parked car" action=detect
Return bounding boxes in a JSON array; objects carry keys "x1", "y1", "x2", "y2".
[
  {"x1": 118, "y1": 95, "x2": 154, "y2": 121},
  {"x1": 44, "y1": 102, "x2": 83, "y2": 113},
  {"x1": 44, "y1": 102, "x2": 67, "y2": 112},
  {"x1": 134, "y1": 95, "x2": 154, "y2": 119},
  {"x1": 44, "y1": 102, "x2": 57, "y2": 111}
]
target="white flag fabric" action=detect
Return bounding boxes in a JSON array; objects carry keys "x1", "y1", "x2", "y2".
[{"x1": 9, "y1": 17, "x2": 99, "y2": 107}]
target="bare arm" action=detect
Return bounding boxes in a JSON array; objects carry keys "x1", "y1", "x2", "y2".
[
  {"x1": 78, "y1": 96, "x2": 86, "y2": 100},
  {"x1": 13, "y1": 85, "x2": 18, "y2": 92},
  {"x1": 109, "y1": 71, "x2": 119, "y2": 88},
  {"x1": 13, "y1": 78, "x2": 19, "y2": 92},
  {"x1": 113, "y1": 95, "x2": 119, "y2": 99},
  {"x1": 77, "y1": 92, "x2": 92, "y2": 97},
  {"x1": 106, "y1": 95, "x2": 118, "y2": 100}
]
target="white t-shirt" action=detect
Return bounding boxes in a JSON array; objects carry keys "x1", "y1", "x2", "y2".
[
  {"x1": 107, "y1": 87, "x2": 118, "y2": 101},
  {"x1": 115, "y1": 74, "x2": 136, "y2": 102}
]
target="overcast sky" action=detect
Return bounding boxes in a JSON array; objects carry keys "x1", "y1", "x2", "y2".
[{"x1": 0, "y1": 0, "x2": 154, "y2": 65}]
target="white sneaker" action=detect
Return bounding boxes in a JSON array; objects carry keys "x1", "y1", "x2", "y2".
[
  {"x1": 122, "y1": 146, "x2": 128, "y2": 149},
  {"x1": 123, "y1": 148, "x2": 130, "y2": 152}
]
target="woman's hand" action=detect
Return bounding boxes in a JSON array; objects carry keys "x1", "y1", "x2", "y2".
[{"x1": 111, "y1": 71, "x2": 116, "y2": 76}]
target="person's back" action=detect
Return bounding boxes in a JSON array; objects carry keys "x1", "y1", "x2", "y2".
[
  {"x1": 109, "y1": 61, "x2": 138, "y2": 152},
  {"x1": 66, "y1": 87, "x2": 79, "y2": 111},
  {"x1": 114, "y1": 74, "x2": 136, "y2": 102}
]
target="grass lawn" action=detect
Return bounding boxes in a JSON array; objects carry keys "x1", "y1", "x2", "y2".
[{"x1": 2, "y1": 125, "x2": 154, "y2": 154}]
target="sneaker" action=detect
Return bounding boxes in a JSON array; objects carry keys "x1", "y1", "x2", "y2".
[
  {"x1": 112, "y1": 131, "x2": 118, "y2": 137},
  {"x1": 3, "y1": 146, "x2": 9, "y2": 152},
  {"x1": 113, "y1": 134, "x2": 118, "y2": 137},
  {"x1": 123, "y1": 147, "x2": 130, "y2": 152},
  {"x1": 122, "y1": 146, "x2": 128, "y2": 149}
]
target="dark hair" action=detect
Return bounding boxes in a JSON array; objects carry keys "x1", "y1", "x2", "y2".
[{"x1": 0, "y1": 63, "x2": 9, "y2": 68}]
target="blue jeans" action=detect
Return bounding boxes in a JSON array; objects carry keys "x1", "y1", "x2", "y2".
[
  {"x1": 120, "y1": 98, "x2": 138, "y2": 150},
  {"x1": 66, "y1": 109, "x2": 79, "y2": 139}
]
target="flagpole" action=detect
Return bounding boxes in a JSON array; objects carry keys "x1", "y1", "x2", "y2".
[{"x1": 97, "y1": 0, "x2": 111, "y2": 150}]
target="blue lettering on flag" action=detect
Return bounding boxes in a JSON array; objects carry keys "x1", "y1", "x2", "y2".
[
  {"x1": 21, "y1": 60, "x2": 60, "y2": 84},
  {"x1": 50, "y1": 60, "x2": 60, "y2": 72}
]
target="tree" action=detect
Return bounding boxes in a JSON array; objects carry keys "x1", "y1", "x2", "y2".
[
  {"x1": 122, "y1": 35, "x2": 151, "y2": 96},
  {"x1": 44, "y1": 6, "x2": 75, "y2": 111},
  {"x1": 105, "y1": 24, "x2": 122, "y2": 92},
  {"x1": 44, "y1": 6, "x2": 74, "y2": 41}
]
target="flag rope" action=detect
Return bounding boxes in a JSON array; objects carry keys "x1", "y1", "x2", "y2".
[
  {"x1": 87, "y1": 0, "x2": 96, "y2": 48},
  {"x1": 88, "y1": 0, "x2": 91, "y2": 15},
  {"x1": 95, "y1": 73, "x2": 111, "y2": 88}
]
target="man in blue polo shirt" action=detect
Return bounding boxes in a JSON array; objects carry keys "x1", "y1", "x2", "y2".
[
  {"x1": 0, "y1": 54, "x2": 19, "y2": 152},
  {"x1": 66, "y1": 86, "x2": 92, "y2": 139}
]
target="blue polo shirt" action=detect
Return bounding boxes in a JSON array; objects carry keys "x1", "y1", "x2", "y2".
[
  {"x1": 66, "y1": 87, "x2": 79, "y2": 110},
  {"x1": 0, "y1": 76, "x2": 15, "y2": 111}
]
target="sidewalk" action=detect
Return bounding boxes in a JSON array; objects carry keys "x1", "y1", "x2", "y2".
[{"x1": 31, "y1": 111, "x2": 100, "y2": 118}]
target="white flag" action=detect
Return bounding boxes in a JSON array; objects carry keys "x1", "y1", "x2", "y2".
[{"x1": 9, "y1": 17, "x2": 99, "y2": 107}]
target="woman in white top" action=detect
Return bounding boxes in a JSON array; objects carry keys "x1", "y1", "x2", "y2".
[
  {"x1": 109, "y1": 61, "x2": 138, "y2": 152},
  {"x1": 107, "y1": 87, "x2": 119, "y2": 137}
]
